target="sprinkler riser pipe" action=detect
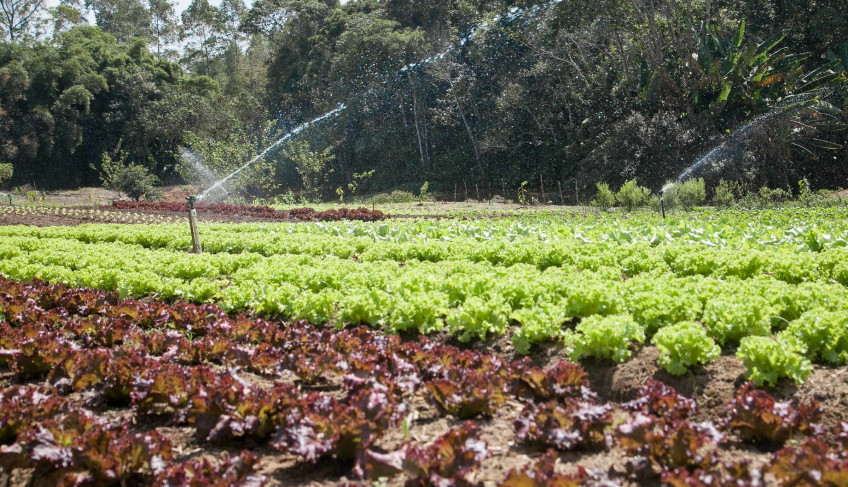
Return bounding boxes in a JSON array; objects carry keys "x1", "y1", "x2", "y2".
[
  {"x1": 187, "y1": 195, "x2": 202, "y2": 254},
  {"x1": 660, "y1": 194, "x2": 666, "y2": 219}
]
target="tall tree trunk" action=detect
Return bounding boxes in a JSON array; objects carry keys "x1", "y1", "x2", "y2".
[
  {"x1": 408, "y1": 72, "x2": 429, "y2": 179},
  {"x1": 451, "y1": 87, "x2": 484, "y2": 180}
]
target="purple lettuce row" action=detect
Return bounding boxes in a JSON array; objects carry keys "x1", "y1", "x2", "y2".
[
  {"x1": 111, "y1": 201, "x2": 386, "y2": 221},
  {"x1": 0, "y1": 389, "x2": 173, "y2": 485}
]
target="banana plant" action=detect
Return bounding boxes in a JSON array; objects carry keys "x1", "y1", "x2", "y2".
[{"x1": 691, "y1": 20, "x2": 810, "y2": 117}]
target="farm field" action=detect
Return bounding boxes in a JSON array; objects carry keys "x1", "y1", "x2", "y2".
[{"x1": 0, "y1": 205, "x2": 848, "y2": 485}]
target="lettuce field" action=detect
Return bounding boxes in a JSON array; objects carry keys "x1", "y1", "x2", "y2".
[{"x1": 1, "y1": 205, "x2": 848, "y2": 485}]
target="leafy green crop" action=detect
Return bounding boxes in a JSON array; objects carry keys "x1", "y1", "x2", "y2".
[
  {"x1": 737, "y1": 336, "x2": 812, "y2": 387},
  {"x1": 702, "y1": 292, "x2": 774, "y2": 345},
  {"x1": 510, "y1": 302, "x2": 569, "y2": 354},
  {"x1": 446, "y1": 296, "x2": 511, "y2": 342},
  {"x1": 652, "y1": 321, "x2": 720, "y2": 375},
  {"x1": 567, "y1": 314, "x2": 646, "y2": 362},
  {"x1": 779, "y1": 309, "x2": 848, "y2": 365},
  {"x1": 0, "y1": 206, "x2": 846, "y2": 386}
]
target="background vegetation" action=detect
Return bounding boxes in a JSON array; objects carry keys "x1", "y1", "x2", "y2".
[{"x1": 1, "y1": 0, "x2": 847, "y2": 199}]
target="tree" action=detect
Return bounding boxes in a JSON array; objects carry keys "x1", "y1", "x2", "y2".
[
  {"x1": 181, "y1": 0, "x2": 225, "y2": 76},
  {"x1": 284, "y1": 140, "x2": 334, "y2": 197},
  {"x1": 49, "y1": 4, "x2": 85, "y2": 38},
  {"x1": 85, "y1": 0, "x2": 152, "y2": 42},
  {"x1": 148, "y1": 0, "x2": 177, "y2": 57},
  {"x1": 0, "y1": 0, "x2": 47, "y2": 42}
]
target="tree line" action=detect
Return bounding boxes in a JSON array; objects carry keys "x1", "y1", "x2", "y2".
[{"x1": 1, "y1": 0, "x2": 847, "y2": 199}]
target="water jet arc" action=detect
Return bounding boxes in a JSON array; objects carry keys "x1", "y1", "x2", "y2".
[{"x1": 197, "y1": 105, "x2": 346, "y2": 202}]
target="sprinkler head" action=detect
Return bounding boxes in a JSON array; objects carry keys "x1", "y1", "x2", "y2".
[{"x1": 187, "y1": 195, "x2": 196, "y2": 210}]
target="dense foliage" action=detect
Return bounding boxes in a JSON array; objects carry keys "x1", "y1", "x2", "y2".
[{"x1": 1, "y1": 0, "x2": 847, "y2": 196}]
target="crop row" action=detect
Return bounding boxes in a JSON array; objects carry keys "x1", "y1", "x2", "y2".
[
  {"x1": 112, "y1": 201, "x2": 387, "y2": 221},
  {"x1": 0, "y1": 278, "x2": 845, "y2": 485},
  {"x1": 6, "y1": 206, "x2": 848, "y2": 254},
  {"x1": 0, "y1": 205, "x2": 182, "y2": 224},
  {"x1": 0, "y1": 229, "x2": 847, "y2": 382}
]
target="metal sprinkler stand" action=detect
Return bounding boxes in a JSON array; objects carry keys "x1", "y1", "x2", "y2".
[
  {"x1": 187, "y1": 195, "x2": 202, "y2": 254},
  {"x1": 659, "y1": 189, "x2": 666, "y2": 220}
]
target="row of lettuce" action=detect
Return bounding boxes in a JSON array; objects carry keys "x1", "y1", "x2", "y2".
[
  {"x1": 1, "y1": 278, "x2": 842, "y2": 484},
  {"x1": 4, "y1": 206, "x2": 848, "y2": 253},
  {"x1": 0, "y1": 208, "x2": 846, "y2": 384}
]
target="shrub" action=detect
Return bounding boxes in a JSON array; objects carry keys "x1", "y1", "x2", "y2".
[
  {"x1": 712, "y1": 179, "x2": 740, "y2": 207},
  {"x1": 756, "y1": 186, "x2": 791, "y2": 206},
  {"x1": 419, "y1": 181, "x2": 430, "y2": 202},
  {"x1": 97, "y1": 148, "x2": 162, "y2": 201},
  {"x1": 517, "y1": 181, "x2": 529, "y2": 205},
  {"x1": 369, "y1": 190, "x2": 416, "y2": 204},
  {"x1": 0, "y1": 163, "x2": 12, "y2": 184},
  {"x1": 591, "y1": 182, "x2": 615, "y2": 210},
  {"x1": 615, "y1": 179, "x2": 651, "y2": 211},
  {"x1": 661, "y1": 181, "x2": 681, "y2": 208},
  {"x1": 798, "y1": 178, "x2": 814, "y2": 206},
  {"x1": 670, "y1": 178, "x2": 706, "y2": 210},
  {"x1": 285, "y1": 140, "x2": 335, "y2": 197}
]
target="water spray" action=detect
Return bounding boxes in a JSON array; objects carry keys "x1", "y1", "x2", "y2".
[
  {"x1": 197, "y1": 105, "x2": 346, "y2": 203},
  {"x1": 187, "y1": 195, "x2": 202, "y2": 254},
  {"x1": 656, "y1": 91, "x2": 823, "y2": 219}
]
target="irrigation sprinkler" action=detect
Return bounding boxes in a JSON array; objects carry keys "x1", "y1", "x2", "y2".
[
  {"x1": 658, "y1": 187, "x2": 666, "y2": 220},
  {"x1": 187, "y1": 195, "x2": 202, "y2": 254}
]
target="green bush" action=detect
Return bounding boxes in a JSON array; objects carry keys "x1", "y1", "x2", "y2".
[
  {"x1": 369, "y1": 190, "x2": 417, "y2": 204},
  {"x1": 591, "y1": 182, "x2": 615, "y2": 210},
  {"x1": 667, "y1": 178, "x2": 706, "y2": 210},
  {"x1": 285, "y1": 140, "x2": 335, "y2": 197},
  {"x1": 419, "y1": 181, "x2": 430, "y2": 202},
  {"x1": 798, "y1": 178, "x2": 814, "y2": 206},
  {"x1": 756, "y1": 186, "x2": 791, "y2": 206},
  {"x1": 97, "y1": 148, "x2": 162, "y2": 201},
  {"x1": 712, "y1": 179, "x2": 740, "y2": 207},
  {"x1": 0, "y1": 164, "x2": 12, "y2": 184},
  {"x1": 615, "y1": 179, "x2": 651, "y2": 211}
]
